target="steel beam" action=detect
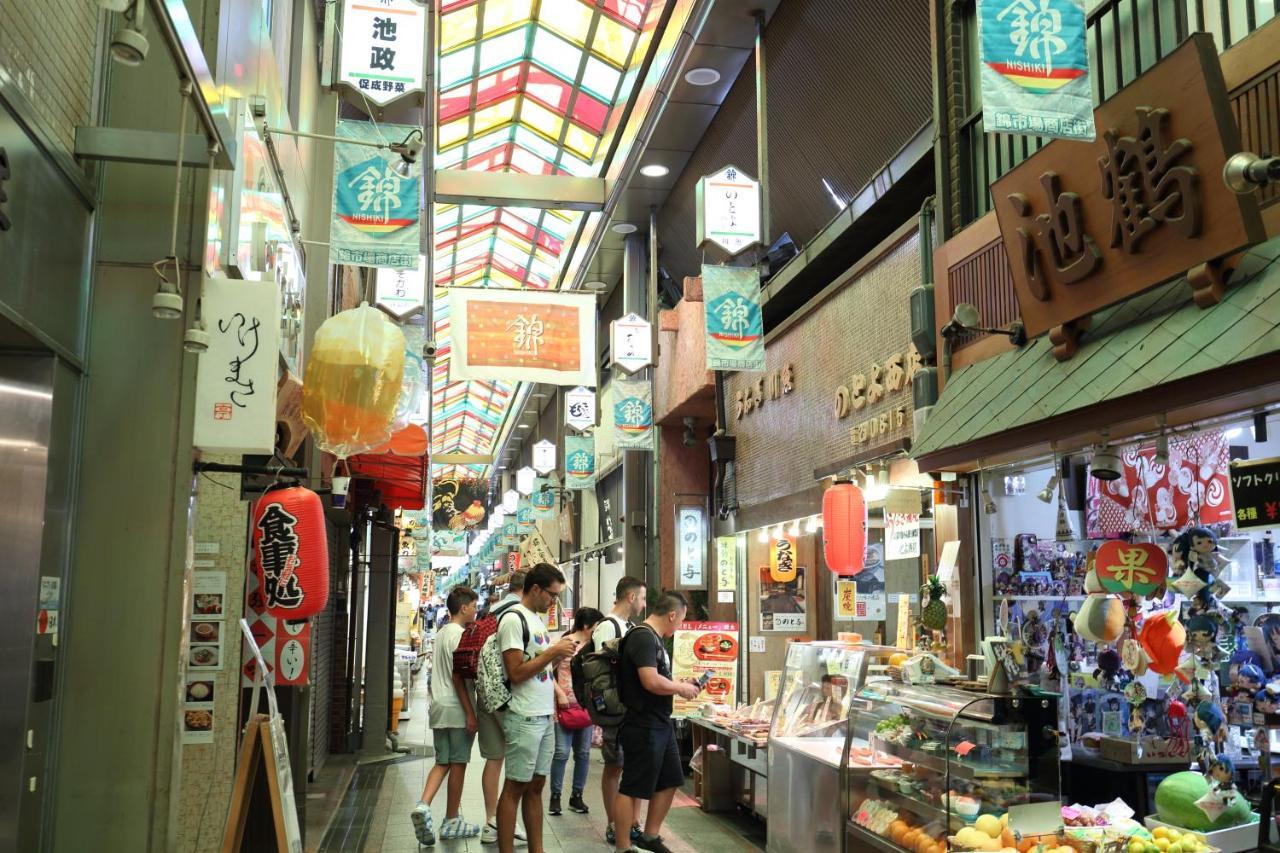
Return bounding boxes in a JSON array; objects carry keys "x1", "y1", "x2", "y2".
[
  {"x1": 432, "y1": 453, "x2": 494, "y2": 465},
  {"x1": 433, "y1": 169, "x2": 610, "y2": 211},
  {"x1": 74, "y1": 127, "x2": 220, "y2": 168}
]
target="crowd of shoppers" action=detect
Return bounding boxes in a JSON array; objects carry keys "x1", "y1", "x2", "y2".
[{"x1": 411, "y1": 565, "x2": 701, "y2": 853}]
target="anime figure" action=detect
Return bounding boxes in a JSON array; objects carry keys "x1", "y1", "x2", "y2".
[
  {"x1": 1130, "y1": 706, "x2": 1146, "y2": 736},
  {"x1": 1194, "y1": 700, "x2": 1228, "y2": 752},
  {"x1": 1229, "y1": 649, "x2": 1263, "y2": 690},
  {"x1": 1093, "y1": 648, "x2": 1130, "y2": 693},
  {"x1": 1236, "y1": 663, "x2": 1266, "y2": 701},
  {"x1": 1185, "y1": 613, "x2": 1224, "y2": 670},
  {"x1": 1173, "y1": 527, "x2": 1226, "y2": 575},
  {"x1": 1195, "y1": 753, "x2": 1240, "y2": 823},
  {"x1": 1255, "y1": 687, "x2": 1280, "y2": 717},
  {"x1": 1168, "y1": 699, "x2": 1191, "y2": 756}
]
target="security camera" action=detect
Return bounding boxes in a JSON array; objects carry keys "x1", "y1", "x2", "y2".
[
  {"x1": 423, "y1": 340, "x2": 438, "y2": 358},
  {"x1": 1090, "y1": 445, "x2": 1123, "y2": 481}
]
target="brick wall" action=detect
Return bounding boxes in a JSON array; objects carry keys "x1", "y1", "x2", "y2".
[
  {"x1": 0, "y1": 0, "x2": 99, "y2": 156},
  {"x1": 726, "y1": 229, "x2": 921, "y2": 507}
]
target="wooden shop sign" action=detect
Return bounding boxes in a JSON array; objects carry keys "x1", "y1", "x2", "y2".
[
  {"x1": 991, "y1": 34, "x2": 1264, "y2": 355},
  {"x1": 834, "y1": 344, "x2": 923, "y2": 419},
  {"x1": 734, "y1": 363, "x2": 795, "y2": 419}
]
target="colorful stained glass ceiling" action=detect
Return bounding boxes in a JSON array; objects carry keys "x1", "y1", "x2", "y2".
[{"x1": 430, "y1": 0, "x2": 657, "y2": 476}]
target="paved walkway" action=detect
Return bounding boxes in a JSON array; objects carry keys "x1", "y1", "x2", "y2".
[{"x1": 317, "y1": 674, "x2": 765, "y2": 853}]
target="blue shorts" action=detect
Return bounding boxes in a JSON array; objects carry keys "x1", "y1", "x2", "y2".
[
  {"x1": 502, "y1": 713, "x2": 555, "y2": 783},
  {"x1": 433, "y1": 727, "x2": 476, "y2": 765}
]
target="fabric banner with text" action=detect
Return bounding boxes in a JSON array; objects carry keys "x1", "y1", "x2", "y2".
[
  {"x1": 702, "y1": 264, "x2": 764, "y2": 371},
  {"x1": 976, "y1": 0, "x2": 1095, "y2": 141},
  {"x1": 612, "y1": 378, "x2": 655, "y2": 452},
  {"x1": 564, "y1": 435, "x2": 595, "y2": 490},
  {"x1": 331, "y1": 120, "x2": 421, "y2": 270},
  {"x1": 448, "y1": 288, "x2": 597, "y2": 386},
  {"x1": 531, "y1": 477, "x2": 556, "y2": 519}
]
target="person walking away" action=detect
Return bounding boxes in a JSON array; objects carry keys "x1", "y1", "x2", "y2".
[
  {"x1": 411, "y1": 587, "x2": 483, "y2": 845},
  {"x1": 497, "y1": 563, "x2": 578, "y2": 853},
  {"x1": 478, "y1": 571, "x2": 526, "y2": 844},
  {"x1": 549, "y1": 608, "x2": 604, "y2": 816},
  {"x1": 593, "y1": 577, "x2": 647, "y2": 846},
  {"x1": 613, "y1": 591, "x2": 700, "y2": 853}
]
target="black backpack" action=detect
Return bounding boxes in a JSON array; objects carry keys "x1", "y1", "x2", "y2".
[{"x1": 570, "y1": 616, "x2": 626, "y2": 713}]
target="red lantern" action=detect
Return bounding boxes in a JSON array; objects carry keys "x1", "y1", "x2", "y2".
[
  {"x1": 823, "y1": 479, "x2": 867, "y2": 576},
  {"x1": 252, "y1": 486, "x2": 330, "y2": 619},
  {"x1": 1095, "y1": 541, "x2": 1168, "y2": 596}
]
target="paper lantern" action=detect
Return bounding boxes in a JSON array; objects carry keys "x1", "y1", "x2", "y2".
[
  {"x1": 1095, "y1": 541, "x2": 1168, "y2": 596},
  {"x1": 1138, "y1": 609, "x2": 1188, "y2": 681},
  {"x1": 823, "y1": 479, "x2": 867, "y2": 576},
  {"x1": 1072, "y1": 594, "x2": 1126, "y2": 644},
  {"x1": 252, "y1": 486, "x2": 330, "y2": 619},
  {"x1": 301, "y1": 304, "x2": 407, "y2": 458},
  {"x1": 386, "y1": 424, "x2": 428, "y2": 456}
]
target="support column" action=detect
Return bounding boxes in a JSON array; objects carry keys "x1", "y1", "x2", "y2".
[{"x1": 621, "y1": 232, "x2": 650, "y2": 585}]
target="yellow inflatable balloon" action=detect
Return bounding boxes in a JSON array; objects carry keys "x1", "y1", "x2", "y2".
[{"x1": 302, "y1": 304, "x2": 407, "y2": 458}]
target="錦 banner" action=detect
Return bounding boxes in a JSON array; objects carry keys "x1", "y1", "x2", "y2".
[
  {"x1": 531, "y1": 478, "x2": 556, "y2": 519},
  {"x1": 564, "y1": 435, "x2": 595, "y2": 490},
  {"x1": 702, "y1": 264, "x2": 764, "y2": 372},
  {"x1": 612, "y1": 379, "x2": 654, "y2": 452},
  {"x1": 977, "y1": 0, "x2": 1095, "y2": 141},
  {"x1": 448, "y1": 288, "x2": 597, "y2": 386},
  {"x1": 331, "y1": 120, "x2": 421, "y2": 269}
]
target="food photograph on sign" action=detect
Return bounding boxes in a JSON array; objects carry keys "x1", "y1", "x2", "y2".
[
  {"x1": 759, "y1": 565, "x2": 806, "y2": 632},
  {"x1": 671, "y1": 622, "x2": 740, "y2": 718}
]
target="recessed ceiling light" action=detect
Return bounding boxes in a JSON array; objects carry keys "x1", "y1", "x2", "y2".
[
  {"x1": 640, "y1": 163, "x2": 669, "y2": 178},
  {"x1": 684, "y1": 67, "x2": 721, "y2": 86},
  {"x1": 584, "y1": 280, "x2": 608, "y2": 290},
  {"x1": 612, "y1": 222, "x2": 638, "y2": 234}
]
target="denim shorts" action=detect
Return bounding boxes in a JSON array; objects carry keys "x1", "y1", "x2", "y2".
[
  {"x1": 433, "y1": 727, "x2": 476, "y2": 765},
  {"x1": 502, "y1": 713, "x2": 555, "y2": 783}
]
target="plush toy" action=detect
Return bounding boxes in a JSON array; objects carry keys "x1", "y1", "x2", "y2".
[
  {"x1": 1235, "y1": 664, "x2": 1265, "y2": 701},
  {"x1": 1194, "y1": 700, "x2": 1228, "y2": 752},
  {"x1": 1185, "y1": 613, "x2": 1223, "y2": 665},
  {"x1": 1204, "y1": 752, "x2": 1235, "y2": 791},
  {"x1": 1073, "y1": 594, "x2": 1127, "y2": 644},
  {"x1": 1173, "y1": 527, "x2": 1225, "y2": 575},
  {"x1": 1094, "y1": 647, "x2": 1130, "y2": 692},
  {"x1": 1138, "y1": 609, "x2": 1188, "y2": 681}
]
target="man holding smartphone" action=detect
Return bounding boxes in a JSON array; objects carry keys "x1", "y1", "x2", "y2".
[{"x1": 612, "y1": 591, "x2": 701, "y2": 853}]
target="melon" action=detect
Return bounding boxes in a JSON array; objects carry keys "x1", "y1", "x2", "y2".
[{"x1": 1154, "y1": 771, "x2": 1254, "y2": 831}]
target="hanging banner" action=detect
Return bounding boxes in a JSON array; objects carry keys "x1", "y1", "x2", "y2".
[
  {"x1": 448, "y1": 288, "x2": 597, "y2": 386},
  {"x1": 501, "y1": 520, "x2": 519, "y2": 547},
  {"x1": 331, "y1": 120, "x2": 421, "y2": 270},
  {"x1": 565, "y1": 386, "x2": 596, "y2": 431},
  {"x1": 760, "y1": 565, "x2": 806, "y2": 632},
  {"x1": 374, "y1": 256, "x2": 427, "y2": 318},
  {"x1": 676, "y1": 505, "x2": 707, "y2": 589},
  {"x1": 612, "y1": 378, "x2": 654, "y2": 451},
  {"x1": 671, "y1": 622, "x2": 740, "y2": 717},
  {"x1": 976, "y1": 0, "x2": 1095, "y2": 141},
  {"x1": 532, "y1": 440, "x2": 556, "y2": 474},
  {"x1": 715, "y1": 536, "x2": 736, "y2": 598},
  {"x1": 516, "y1": 498, "x2": 534, "y2": 533},
  {"x1": 519, "y1": 527, "x2": 557, "y2": 567},
  {"x1": 702, "y1": 264, "x2": 765, "y2": 372},
  {"x1": 337, "y1": 0, "x2": 426, "y2": 106},
  {"x1": 769, "y1": 533, "x2": 797, "y2": 583},
  {"x1": 564, "y1": 435, "x2": 595, "y2": 490},
  {"x1": 194, "y1": 277, "x2": 282, "y2": 454},
  {"x1": 531, "y1": 478, "x2": 556, "y2": 519}
]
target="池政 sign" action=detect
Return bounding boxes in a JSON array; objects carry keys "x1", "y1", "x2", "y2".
[
  {"x1": 338, "y1": 0, "x2": 426, "y2": 106},
  {"x1": 991, "y1": 35, "x2": 1264, "y2": 347}
]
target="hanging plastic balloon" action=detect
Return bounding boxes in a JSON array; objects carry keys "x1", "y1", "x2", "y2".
[
  {"x1": 392, "y1": 348, "x2": 427, "y2": 430},
  {"x1": 302, "y1": 303, "x2": 407, "y2": 458}
]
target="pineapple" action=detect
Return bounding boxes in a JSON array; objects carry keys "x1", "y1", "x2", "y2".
[{"x1": 920, "y1": 575, "x2": 948, "y2": 631}]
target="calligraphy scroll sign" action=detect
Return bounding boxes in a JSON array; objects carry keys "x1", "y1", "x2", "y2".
[{"x1": 1094, "y1": 541, "x2": 1168, "y2": 598}]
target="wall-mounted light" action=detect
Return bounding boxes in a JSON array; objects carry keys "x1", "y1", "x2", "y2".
[
  {"x1": 757, "y1": 528, "x2": 769, "y2": 543},
  {"x1": 1037, "y1": 470, "x2": 1060, "y2": 504},
  {"x1": 805, "y1": 516, "x2": 819, "y2": 534},
  {"x1": 788, "y1": 519, "x2": 801, "y2": 537},
  {"x1": 109, "y1": 0, "x2": 149, "y2": 65}
]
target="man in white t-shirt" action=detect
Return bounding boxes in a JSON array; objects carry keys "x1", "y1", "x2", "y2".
[
  {"x1": 496, "y1": 563, "x2": 577, "y2": 853},
  {"x1": 411, "y1": 586, "x2": 482, "y2": 845},
  {"x1": 592, "y1": 576, "x2": 647, "y2": 847}
]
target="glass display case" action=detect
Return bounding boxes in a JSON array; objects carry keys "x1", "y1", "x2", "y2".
[
  {"x1": 844, "y1": 681, "x2": 1061, "y2": 853},
  {"x1": 766, "y1": 641, "x2": 902, "y2": 853}
]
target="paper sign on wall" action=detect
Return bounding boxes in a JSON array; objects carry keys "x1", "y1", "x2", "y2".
[
  {"x1": 886, "y1": 513, "x2": 921, "y2": 560},
  {"x1": 836, "y1": 580, "x2": 858, "y2": 620},
  {"x1": 194, "y1": 277, "x2": 281, "y2": 454},
  {"x1": 895, "y1": 593, "x2": 913, "y2": 650},
  {"x1": 715, "y1": 536, "x2": 736, "y2": 592}
]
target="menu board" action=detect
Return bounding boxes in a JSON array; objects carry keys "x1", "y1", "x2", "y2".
[{"x1": 672, "y1": 621, "x2": 739, "y2": 718}]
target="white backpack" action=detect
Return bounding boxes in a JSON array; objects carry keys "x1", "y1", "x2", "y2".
[{"x1": 476, "y1": 608, "x2": 529, "y2": 713}]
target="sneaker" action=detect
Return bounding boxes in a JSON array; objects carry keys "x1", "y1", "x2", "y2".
[
  {"x1": 481, "y1": 820, "x2": 527, "y2": 845},
  {"x1": 410, "y1": 804, "x2": 435, "y2": 846},
  {"x1": 634, "y1": 834, "x2": 674, "y2": 853},
  {"x1": 631, "y1": 824, "x2": 642, "y2": 843},
  {"x1": 568, "y1": 793, "x2": 589, "y2": 814},
  {"x1": 548, "y1": 794, "x2": 562, "y2": 816},
  {"x1": 439, "y1": 817, "x2": 481, "y2": 839},
  {"x1": 605, "y1": 824, "x2": 616, "y2": 845}
]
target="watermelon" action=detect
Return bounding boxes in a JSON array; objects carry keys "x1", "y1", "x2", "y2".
[{"x1": 1154, "y1": 771, "x2": 1255, "y2": 831}]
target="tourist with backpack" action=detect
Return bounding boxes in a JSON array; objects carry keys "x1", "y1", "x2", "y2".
[
  {"x1": 613, "y1": 591, "x2": 701, "y2": 853},
  {"x1": 495, "y1": 563, "x2": 577, "y2": 853},
  {"x1": 548, "y1": 607, "x2": 603, "y2": 817},
  {"x1": 588, "y1": 577, "x2": 647, "y2": 846},
  {"x1": 410, "y1": 587, "x2": 482, "y2": 845}
]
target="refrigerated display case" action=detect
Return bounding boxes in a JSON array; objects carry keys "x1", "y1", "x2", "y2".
[
  {"x1": 843, "y1": 681, "x2": 1060, "y2": 853},
  {"x1": 766, "y1": 641, "x2": 902, "y2": 853}
]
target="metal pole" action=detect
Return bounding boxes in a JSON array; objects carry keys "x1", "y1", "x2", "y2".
[
  {"x1": 422, "y1": 1, "x2": 436, "y2": 519},
  {"x1": 648, "y1": 208, "x2": 661, "y2": 591},
  {"x1": 622, "y1": 232, "x2": 648, "y2": 583},
  {"x1": 755, "y1": 10, "x2": 770, "y2": 245}
]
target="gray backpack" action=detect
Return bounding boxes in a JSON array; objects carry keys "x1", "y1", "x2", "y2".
[{"x1": 475, "y1": 608, "x2": 529, "y2": 713}]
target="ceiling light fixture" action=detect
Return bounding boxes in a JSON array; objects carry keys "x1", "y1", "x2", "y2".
[
  {"x1": 640, "y1": 164, "x2": 669, "y2": 178},
  {"x1": 583, "y1": 280, "x2": 608, "y2": 290},
  {"x1": 684, "y1": 67, "x2": 721, "y2": 86},
  {"x1": 611, "y1": 222, "x2": 638, "y2": 235},
  {"x1": 757, "y1": 528, "x2": 769, "y2": 543},
  {"x1": 805, "y1": 516, "x2": 819, "y2": 534},
  {"x1": 109, "y1": 0, "x2": 149, "y2": 66}
]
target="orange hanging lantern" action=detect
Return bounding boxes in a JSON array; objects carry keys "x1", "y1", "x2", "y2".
[
  {"x1": 252, "y1": 486, "x2": 330, "y2": 619},
  {"x1": 1095, "y1": 541, "x2": 1168, "y2": 597},
  {"x1": 823, "y1": 479, "x2": 867, "y2": 576}
]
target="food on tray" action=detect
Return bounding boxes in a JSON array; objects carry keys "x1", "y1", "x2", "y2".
[
  {"x1": 693, "y1": 633, "x2": 737, "y2": 661},
  {"x1": 190, "y1": 646, "x2": 217, "y2": 666},
  {"x1": 194, "y1": 594, "x2": 221, "y2": 614},
  {"x1": 184, "y1": 710, "x2": 212, "y2": 730},
  {"x1": 704, "y1": 677, "x2": 732, "y2": 696}
]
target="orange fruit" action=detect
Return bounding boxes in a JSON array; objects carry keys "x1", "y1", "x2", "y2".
[
  {"x1": 1002, "y1": 829, "x2": 1016, "y2": 847},
  {"x1": 904, "y1": 829, "x2": 921, "y2": 848}
]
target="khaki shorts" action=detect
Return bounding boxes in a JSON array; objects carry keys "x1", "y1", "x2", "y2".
[
  {"x1": 477, "y1": 706, "x2": 505, "y2": 760},
  {"x1": 601, "y1": 723, "x2": 624, "y2": 767}
]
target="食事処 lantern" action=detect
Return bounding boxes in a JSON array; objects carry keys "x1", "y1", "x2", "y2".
[
  {"x1": 252, "y1": 486, "x2": 330, "y2": 619},
  {"x1": 823, "y1": 479, "x2": 867, "y2": 576}
]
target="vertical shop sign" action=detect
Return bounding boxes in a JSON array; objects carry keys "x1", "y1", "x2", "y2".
[
  {"x1": 532, "y1": 440, "x2": 557, "y2": 475},
  {"x1": 338, "y1": 0, "x2": 426, "y2": 106},
  {"x1": 565, "y1": 386, "x2": 596, "y2": 431},
  {"x1": 676, "y1": 506, "x2": 707, "y2": 589},
  {"x1": 194, "y1": 277, "x2": 281, "y2": 454},
  {"x1": 835, "y1": 580, "x2": 858, "y2": 620},
  {"x1": 332, "y1": 120, "x2": 420, "y2": 270},
  {"x1": 696, "y1": 165, "x2": 761, "y2": 255},
  {"x1": 976, "y1": 0, "x2": 1094, "y2": 141},
  {"x1": 610, "y1": 313, "x2": 652, "y2": 373},
  {"x1": 702, "y1": 264, "x2": 765, "y2": 372},
  {"x1": 885, "y1": 513, "x2": 921, "y2": 560},
  {"x1": 374, "y1": 256, "x2": 427, "y2": 318},
  {"x1": 769, "y1": 533, "x2": 797, "y2": 583},
  {"x1": 612, "y1": 378, "x2": 654, "y2": 451},
  {"x1": 564, "y1": 434, "x2": 595, "y2": 489},
  {"x1": 715, "y1": 536, "x2": 736, "y2": 602}
]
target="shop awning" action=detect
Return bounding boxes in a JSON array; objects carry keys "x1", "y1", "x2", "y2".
[{"x1": 912, "y1": 236, "x2": 1280, "y2": 471}]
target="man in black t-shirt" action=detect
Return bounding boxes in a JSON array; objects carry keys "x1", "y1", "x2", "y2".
[{"x1": 613, "y1": 591, "x2": 700, "y2": 853}]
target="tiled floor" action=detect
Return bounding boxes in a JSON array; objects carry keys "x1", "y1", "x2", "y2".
[{"x1": 317, "y1": 678, "x2": 766, "y2": 853}]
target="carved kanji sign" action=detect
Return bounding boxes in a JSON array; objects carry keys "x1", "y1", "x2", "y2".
[{"x1": 991, "y1": 34, "x2": 1263, "y2": 341}]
